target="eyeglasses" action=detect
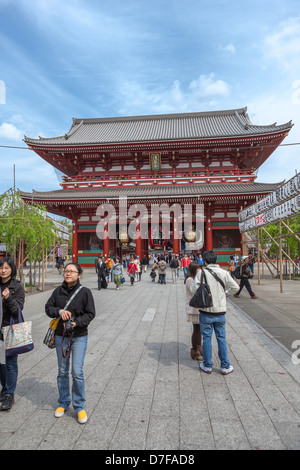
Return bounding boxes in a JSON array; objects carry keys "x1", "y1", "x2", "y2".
[{"x1": 64, "y1": 270, "x2": 79, "y2": 275}]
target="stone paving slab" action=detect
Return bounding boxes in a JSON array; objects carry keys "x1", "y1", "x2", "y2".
[{"x1": 1, "y1": 268, "x2": 300, "y2": 450}]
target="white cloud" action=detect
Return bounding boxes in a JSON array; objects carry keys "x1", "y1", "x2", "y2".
[
  {"x1": 0, "y1": 122, "x2": 23, "y2": 140},
  {"x1": 247, "y1": 83, "x2": 300, "y2": 184},
  {"x1": 118, "y1": 74, "x2": 230, "y2": 115},
  {"x1": 263, "y1": 17, "x2": 300, "y2": 68},
  {"x1": 189, "y1": 74, "x2": 230, "y2": 99},
  {"x1": 220, "y1": 43, "x2": 236, "y2": 55}
]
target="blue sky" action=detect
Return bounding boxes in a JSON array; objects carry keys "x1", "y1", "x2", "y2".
[{"x1": 0, "y1": 0, "x2": 300, "y2": 194}]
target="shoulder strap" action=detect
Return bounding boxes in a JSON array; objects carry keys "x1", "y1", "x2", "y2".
[
  {"x1": 200, "y1": 268, "x2": 206, "y2": 284},
  {"x1": 204, "y1": 267, "x2": 225, "y2": 291},
  {"x1": 64, "y1": 285, "x2": 83, "y2": 310}
]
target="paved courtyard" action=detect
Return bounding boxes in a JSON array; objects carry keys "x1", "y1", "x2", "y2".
[{"x1": 1, "y1": 267, "x2": 300, "y2": 450}]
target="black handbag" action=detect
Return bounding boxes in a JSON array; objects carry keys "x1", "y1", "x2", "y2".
[{"x1": 189, "y1": 270, "x2": 213, "y2": 309}]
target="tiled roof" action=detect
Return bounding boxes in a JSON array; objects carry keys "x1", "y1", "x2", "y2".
[
  {"x1": 24, "y1": 108, "x2": 293, "y2": 147},
  {"x1": 19, "y1": 181, "x2": 282, "y2": 201}
]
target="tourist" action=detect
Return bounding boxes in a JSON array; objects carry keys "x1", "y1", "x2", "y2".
[
  {"x1": 105, "y1": 256, "x2": 114, "y2": 283},
  {"x1": 197, "y1": 254, "x2": 204, "y2": 266},
  {"x1": 157, "y1": 257, "x2": 167, "y2": 284},
  {"x1": 150, "y1": 269, "x2": 157, "y2": 282},
  {"x1": 191, "y1": 250, "x2": 239, "y2": 375},
  {"x1": 181, "y1": 253, "x2": 190, "y2": 278},
  {"x1": 127, "y1": 257, "x2": 138, "y2": 286},
  {"x1": 96, "y1": 256, "x2": 108, "y2": 290},
  {"x1": 55, "y1": 255, "x2": 65, "y2": 275},
  {"x1": 169, "y1": 254, "x2": 179, "y2": 283},
  {"x1": 185, "y1": 261, "x2": 203, "y2": 361},
  {"x1": 134, "y1": 256, "x2": 141, "y2": 282},
  {"x1": 141, "y1": 255, "x2": 149, "y2": 273},
  {"x1": 0, "y1": 258, "x2": 25, "y2": 411},
  {"x1": 176, "y1": 255, "x2": 181, "y2": 280},
  {"x1": 228, "y1": 255, "x2": 235, "y2": 277},
  {"x1": 150, "y1": 260, "x2": 158, "y2": 282},
  {"x1": 247, "y1": 254, "x2": 256, "y2": 274},
  {"x1": 234, "y1": 255, "x2": 258, "y2": 299},
  {"x1": 111, "y1": 257, "x2": 124, "y2": 290},
  {"x1": 45, "y1": 262, "x2": 95, "y2": 424}
]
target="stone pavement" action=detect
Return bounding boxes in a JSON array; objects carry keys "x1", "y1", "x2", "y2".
[{"x1": 1, "y1": 267, "x2": 300, "y2": 451}]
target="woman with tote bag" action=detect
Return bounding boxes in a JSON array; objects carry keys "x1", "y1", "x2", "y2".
[{"x1": 0, "y1": 258, "x2": 25, "y2": 411}]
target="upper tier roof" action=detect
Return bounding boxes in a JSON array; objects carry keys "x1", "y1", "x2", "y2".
[{"x1": 24, "y1": 107, "x2": 293, "y2": 147}]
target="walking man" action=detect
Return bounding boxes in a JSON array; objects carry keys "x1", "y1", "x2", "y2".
[
  {"x1": 234, "y1": 255, "x2": 258, "y2": 299},
  {"x1": 169, "y1": 254, "x2": 179, "y2": 283},
  {"x1": 181, "y1": 253, "x2": 190, "y2": 279}
]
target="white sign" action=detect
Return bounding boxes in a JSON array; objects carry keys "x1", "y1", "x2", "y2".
[
  {"x1": 239, "y1": 194, "x2": 300, "y2": 232},
  {"x1": 52, "y1": 219, "x2": 70, "y2": 241},
  {"x1": 239, "y1": 172, "x2": 300, "y2": 223}
]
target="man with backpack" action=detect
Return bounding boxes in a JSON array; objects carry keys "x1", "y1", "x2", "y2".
[
  {"x1": 157, "y1": 257, "x2": 167, "y2": 284},
  {"x1": 190, "y1": 250, "x2": 239, "y2": 375},
  {"x1": 234, "y1": 255, "x2": 258, "y2": 299},
  {"x1": 169, "y1": 254, "x2": 179, "y2": 283}
]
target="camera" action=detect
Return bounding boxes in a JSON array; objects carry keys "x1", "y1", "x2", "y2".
[{"x1": 64, "y1": 317, "x2": 75, "y2": 336}]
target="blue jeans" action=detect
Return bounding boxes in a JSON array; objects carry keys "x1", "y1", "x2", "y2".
[
  {"x1": 0, "y1": 354, "x2": 18, "y2": 395},
  {"x1": 55, "y1": 335, "x2": 88, "y2": 412},
  {"x1": 183, "y1": 267, "x2": 188, "y2": 278},
  {"x1": 199, "y1": 313, "x2": 230, "y2": 369}
]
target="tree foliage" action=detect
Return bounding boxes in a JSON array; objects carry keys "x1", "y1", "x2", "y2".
[
  {"x1": 248, "y1": 213, "x2": 300, "y2": 258},
  {"x1": 0, "y1": 189, "x2": 57, "y2": 263}
]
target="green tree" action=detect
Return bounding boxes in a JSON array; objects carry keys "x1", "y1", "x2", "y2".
[{"x1": 0, "y1": 189, "x2": 57, "y2": 286}]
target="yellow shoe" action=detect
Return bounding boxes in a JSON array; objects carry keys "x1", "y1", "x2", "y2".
[
  {"x1": 77, "y1": 409, "x2": 87, "y2": 424},
  {"x1": 54, "y1": 407, "x2": 65, "y2": 418}
]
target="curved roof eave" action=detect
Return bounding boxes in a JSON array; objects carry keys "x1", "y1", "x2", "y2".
[{"x1": 23, "y1": 108, "x2": 293, "y2": 148}]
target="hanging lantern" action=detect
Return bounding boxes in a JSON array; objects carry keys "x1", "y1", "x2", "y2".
[
  {"x1": 183, "y1": 225, "x2": 196, "y2": 243},
  {"x1": 150, "y1": 224, "x2": 168, "y2": 248},
  {"x1": 119, "y1": 229, "x2": 130, "y2": 246}
]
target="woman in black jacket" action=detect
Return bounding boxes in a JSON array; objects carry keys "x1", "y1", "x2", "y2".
[
  {"x1": 0, "y1": 258, "x2": 25, "y2": 411},
  {"x1": 45, "y1": 262, "x2": 95, "y2": 424}
]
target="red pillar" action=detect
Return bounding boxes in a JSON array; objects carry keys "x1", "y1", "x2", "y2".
[
  {"x1": 103, "y1": 223, "x2": 109, "y2": 259},
  {"x1": 135, "y1": 222, "x2": 142, "y2": 260},
  {"x1": 205, "y1": 204, "x2": 213, "y2": 251},
  {"x1": 173, "y1": 215, "x2": 179, "y2": 255},
  {"x1": 72, "y1": 219, "x2": 78, "y2": 262}
]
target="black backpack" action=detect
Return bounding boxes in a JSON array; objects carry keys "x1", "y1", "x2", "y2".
[
  {"x1": 232, "y1": 266, "x2": 242, "y2": 279},
  {"x1": 170, "y1": 259, "x2": 179, "y2": 268}
]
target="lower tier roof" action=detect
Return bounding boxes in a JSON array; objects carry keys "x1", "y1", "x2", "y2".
[{"x1": 19, "y1": 181, "x2": 282, "y2": 202}]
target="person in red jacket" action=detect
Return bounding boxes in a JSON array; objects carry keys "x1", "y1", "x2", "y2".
[
  {"x1": 127, "y1": 257, "x2": 138, "y2": 286},
  {"x1": 181, "y1": 253, "x2": 190, "y2": 279}
]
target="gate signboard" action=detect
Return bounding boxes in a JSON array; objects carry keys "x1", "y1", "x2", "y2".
[{"x1": 239, "y1": 173, "x2": 300, "y2": 232}]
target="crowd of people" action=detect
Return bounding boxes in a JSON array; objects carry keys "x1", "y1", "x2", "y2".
[{"x1": 0, "y1": 249, "x2": 258, "y2": 423}]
